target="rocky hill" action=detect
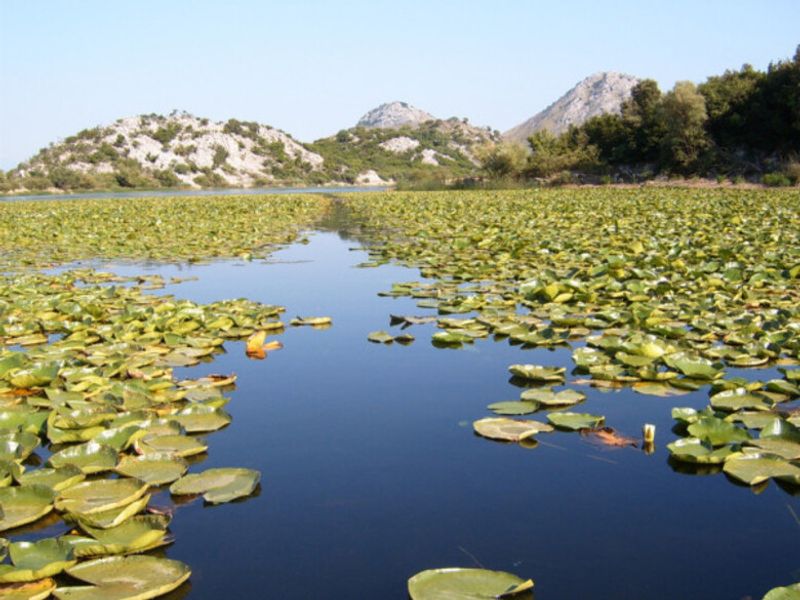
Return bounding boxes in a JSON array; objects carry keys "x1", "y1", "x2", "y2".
[
  {"x1": 356, "y1": 101, "x2": 435, "y2": 129},
  {"x1": 10, "y1": 112, "x2": 327, "y2": 190},
  {"x1": 504, "y1": 72, "x2": 640, "y2": 143},
  {"x1": 308, "y1": 103, "x2": 500, "y2": 185}
]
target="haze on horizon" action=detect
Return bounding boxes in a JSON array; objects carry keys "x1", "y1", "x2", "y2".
[{"x1": 0, "y1": 0, "x2": 797, "y2": 170}]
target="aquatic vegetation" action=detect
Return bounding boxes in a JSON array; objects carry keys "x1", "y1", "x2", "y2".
[
  {"x1": 0, "y1": 194, "x2": 333, "y2": 596},
  {"x1": 407, "y1": 567, "x2": 533, "y2": 599},
  {"x1": 0, "y1": 194, "x2": 330, "y2": 269}
]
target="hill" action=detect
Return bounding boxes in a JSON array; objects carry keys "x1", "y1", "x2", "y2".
[
  {"x1": 7, "y1": 112, "x2": 328, "y2": 191},
  {"x1": 309, "y1": 103, "x2": 499, "y2": 185},
  {"x1": 504, "y1": 72, "x2": 640, "y2": 143}
]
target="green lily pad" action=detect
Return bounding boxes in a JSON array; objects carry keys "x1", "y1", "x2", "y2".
[
  {"x1": 0, "y1": 538, "x2": 76, "y2": 583},
  {"x1": 17, "y1": 465, "x2": 85, "y2": 492},
  {"x1": 547, "y1": 412, "x2": 605, "y2": 431},
  {"x1": 169, "y1": 467, "x2": 260, "y2": 504},
  {"x1": 486, "y1": 401, "x2": 538, "y2": 415},
  {"x1": 663, "y1": 352, "x2": 724, "y2": 380},
  {"x1": 633, "y1": 382, "x2": 690, "y2": 397},
  {"x1": 671, "y1": 407, "x2": 699, "y2": 424},
  {"x1": 48, "y1": 442, "x2": 118, "y2": 474},
  {"x1": 367, "y1": 331, "x2": 395, "y2": 344},
  {"x1": 726, "y1": 412, "x2": 781, "y2": 430},
  {"x1": 710, "y1": 389, "x2": 773, "y2": 412},
  {"x1": 763, "y1": 583, "x2": 800, "y2": 600},
  {"x1": 63, "y1": 515, "x2": 170, "y2": 558},
  {"x1": 723, "y1": 453, "x2": 800, "y2": 486},
  {"x1": 687, "y1": 417, "x2": 751, "y2": 446},
  {"x1": 508, "y1": 364, "x2": 566, "y2": 382},
  {"x1": 473, "y1": 418, "x2": 553, "y2": 442},
  {"x1": 134, "y1": 434, "x2": 208, "y2": 458},
  {"x1": 519, "y1": 388, "x2": 586, "y2": 406},
  {"x1": 73, "y1": 495, "x2": 151, "y2": 530},
  {"x1": 53, "y1": 555, "x2": 191, "y2": 600},
  {"x1": 115, "y1": 454, "x2": 188, "y2": 486},
  {"x1": 55, "y1": 478, "x2": 149, "y2": 515},
  {"x1": 170, "y1": 405, "x2": 231, "y2": 433},
  {"x1": 408, "y1": 567, "x2": 534, "y2": 599},
  {"x1": 0, "y1": 485, "x2": 56, "y2": 531},
  {"x1": 667, "y1": 438, "x2": 735, "y2": 464}
]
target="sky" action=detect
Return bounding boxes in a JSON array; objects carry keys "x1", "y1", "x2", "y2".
[{"x1": 0, "y1": 0, "x2": 797, "y2": 169}]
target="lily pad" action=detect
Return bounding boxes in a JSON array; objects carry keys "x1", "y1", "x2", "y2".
[
  {"x1": 547, "y1": 412, "x2": 605, "y2": 431},
  {"x1": 134, "y1": 434, "x2": 208, "y2": 458},
  {"x1": 473, "y1": 418, "x2": 553, "y2": 442},
  {"x1": 486, "y1": 401, "x2": 538, "y2": 416},
  {"x1": 48, "y1": 442, "x2": 118, "y2": 474},
  {"x1": 710, "y1": 389, "x2": 773, "y2": 412},
  {"x1": 115, "y1": 454, "x2": 188, "y2": 486},
  {"x1": 17, "y1": 465, "x2": 86, "y2": 492},
  {"x1": 520, "y1": 388, "x2": 586, "y2": 406},
  {"x1": 169, "y1": 467, "x2": 260, "y2": 504},
  {"x1": 53, "y1": 555, "x2": 191, "y2": 600},
  {"x1": 723, "y1": 453, "x2": 800, "y2": 486},
  {"x1": 687, "y1": 417, "x2": 751, "y2": 446},
  {"x1": 763, "y1": 584, "x2": 800, "y2": 600},
  {"x1": 55, "y1": 478, "x2": 149, "y2": 515},
  {"x1": 408, "y1": 567, "x2": 533, "y2": 599},
  {"x1": 508, "y1": 364, "x2": 565, "y2": 382},
  {"x1": 667, "y1": 438, "x2": 735, "y2": 464},
  {"x1": 63, "y1": 515, "x2": 170, "y2": 558},
  {"x1": 0, "y1": 539, "x2": 76, "y2": 583},
  {"x1": 663, "y1": 352, "x2": 724, "y2": 380},
  {"x1": 367, "y1": 331, "x2": 395, "y2": 344},
  {"x1": 0, "y1": 485, "x2": 56, "y2": 531},
  {"x1": 72, "y1": 495, "x2": 151, "y2": 530}
]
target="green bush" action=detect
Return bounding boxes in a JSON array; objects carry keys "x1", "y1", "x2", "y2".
[
  {"x1": 212, "y1": 145, "x2": 229, "y2": 169},
  {"x1": 151, "y1": 123, "x2": 182, "y2": 146},
  {"x1": 762, "y1": 172, "x2": 792, "y2": 187}
]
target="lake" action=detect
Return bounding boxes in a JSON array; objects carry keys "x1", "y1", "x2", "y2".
[{"x1": 36, "y1": 209, "x2": 796, "y2": 600}]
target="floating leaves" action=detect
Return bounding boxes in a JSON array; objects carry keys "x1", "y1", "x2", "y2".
[
  {"x1": 547, "y1": 412, "x2": 605, "y2": 431},
  {"x1": 473, "y1": 418, "x2": 552, "y2": 442},
  {"x1": 0, "y1": 485, "x2": 56, "y2": 532},
  {"x1": 407, "y1": 567, "x2": 534, "y2": 599},
  {"x1": 508, "y1": 365, "x2": 566, "y2": 383},
  {"x1": 53, "y1": 555, "x2": 191, "y2": 600},
  {"x1": 290, "y1": 316, "x2": 332, "y2": 327},
  {"x1": 245, "y1": 331, "x2": 283, "y2": 359},
  {"x1": 169, "y1": 467, "x2": 260, "y2": 504}
]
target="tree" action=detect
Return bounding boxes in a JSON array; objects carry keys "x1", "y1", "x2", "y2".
[
  {"x1": 657, "y1": 81, "x2": 710, "y2": 172},
  {"x1": 525, "y1": 129, "x2": 600, "y2": 178},
  {"x1": 476, "y1": 142, "x2": 527, "y2": 179},
  {"x1": 699, "y1": 64, "x2": 764, "y2": 149},
  {"x1": 621, "y1": 79, "x2": 664, "y2": 162}
]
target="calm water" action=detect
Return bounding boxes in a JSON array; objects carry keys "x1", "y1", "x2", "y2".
[{"x1": 36, "y1": 219, "x2": 800, "y2": 599}]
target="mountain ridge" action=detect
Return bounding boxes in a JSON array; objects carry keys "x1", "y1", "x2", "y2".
[{"x1": 504, "y1": 72, "x2": 640, "y2": 143}]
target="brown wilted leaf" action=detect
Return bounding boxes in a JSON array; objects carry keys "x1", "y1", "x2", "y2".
[{"x1": 584, "y1": 427, "x2": 638, "y2": 448}]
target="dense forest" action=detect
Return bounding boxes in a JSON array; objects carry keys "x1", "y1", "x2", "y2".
[{"x1": 482, "y1": 46, "x2": 800, "y2": 186}]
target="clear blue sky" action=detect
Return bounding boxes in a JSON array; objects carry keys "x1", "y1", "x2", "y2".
[{"x1": 0, "y1": 0, "x2": 797, "y2": 169}]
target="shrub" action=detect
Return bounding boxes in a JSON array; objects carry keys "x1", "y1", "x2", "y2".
[
  {"x1": 212, "y1": 145, "x2": 229, "y2": 169},
  {"x1": 762, "y1": 172, "x2": 792, "y2": 187},
  {"x1": 151, "y1": 123, "x2": 182, "y2": 146},
  {"x1": 154, "y1": 169, "x2": 181, "y2": 187}
]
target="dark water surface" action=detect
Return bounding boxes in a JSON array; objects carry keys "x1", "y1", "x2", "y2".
[{"x1": 57, "y1": 223, "x2": 799, "y2": 599}]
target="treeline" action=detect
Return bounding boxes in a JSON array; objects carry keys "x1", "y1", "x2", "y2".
[{"x1": 482, "y1": 46, "x2": 800, "y2": 186}]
